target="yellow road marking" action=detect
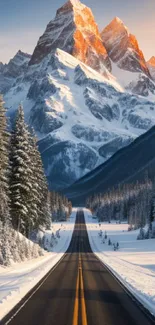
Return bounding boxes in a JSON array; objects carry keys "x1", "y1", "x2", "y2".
[
  {"x1": 72, "y1": 254, "x2": 88, "y2": 325},
  {"x1": 79, "y1": 262, "x2": 88, "y2": 325},
  {"x1": 72, "y1": 213, "x2": 88, "y2": 325},
  {"x1": 72, "y1": 267, "x2": 80, "y2": 325}
]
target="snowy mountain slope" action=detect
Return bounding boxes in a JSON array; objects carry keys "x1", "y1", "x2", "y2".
[
  {"x1": 111, "y1": 61, "x2": 155, "y2": 97},
  {"x1": 65, "y1": 125, "x2": 155, "y2": 205},
  {"x1": 29, "y1": 0, "x2": 111, "y2": 74},
  {"x1": 111, "y1": 61, "x2": 140, "y2": 88},
  {"x1": 101, "y1": 18, "x2": 155, "y2": 97},
  {"x1": 0, "y1": 50, "x2": 31, "y2": 94},
  {"x1": 4, "y1": 48, "x2": 155, "y2": 190},
  {"x1": 2, "y1": 0, "x2": 155, "y2": 190},
  {"x1": 147, "y1": 56, "x2": 155, "y2": 81}
]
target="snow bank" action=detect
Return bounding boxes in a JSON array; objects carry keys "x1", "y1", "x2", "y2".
[
  {"x1": 0, "y1": 208, "x2": 77, "y2": 320},
  {"x1": 84, "y1": 208, "x2": 155, "y2": 316}
]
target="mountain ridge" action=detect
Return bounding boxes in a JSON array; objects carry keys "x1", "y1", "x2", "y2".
[
  {"x1": 147, "y1": 56, "x2": 155, "y2": 80},
  {"x1": 0, "y1": 50, "x2": 31, "y2": 94},
  {"x1": 29, "y1": 0, "x2": 111, "y2": 75},
  {"x1": 1, "y1": 0, "x2": 155, "y2": 191},
  {"x1": 101, "y1": 17, "x2": 150, "y2": 76},
  {"x1": 4, "y1": 48, "x2": 155, "y2": 190},
  {"x1": 65, "y1": 125, "x2": 155, "y2": 205}
]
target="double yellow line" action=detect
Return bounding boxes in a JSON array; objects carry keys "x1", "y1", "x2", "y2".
[{"x1": 72, "y1": 254, "x2": 88, "y2": 325}]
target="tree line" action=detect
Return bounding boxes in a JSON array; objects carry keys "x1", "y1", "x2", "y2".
[
  {"x1": 49, "y1": 191, "x2": 72, "y2": 222},
  {"x1": 0, "y1": 96, "x2": 72, "y2": 264},
  {"x1": 86, "y1": 176, "x2": 155, "y2": 235}
]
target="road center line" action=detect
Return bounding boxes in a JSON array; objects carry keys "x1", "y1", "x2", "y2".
[
  {"x1": 72, "y1": 266, "x2": 80, "y2": 325},
  {"x1": 72, "y1": 216, "x2": 88, "y2": 325},
  {"x1": 79, "y1": 260, "x2": 88, "y2": 325}
]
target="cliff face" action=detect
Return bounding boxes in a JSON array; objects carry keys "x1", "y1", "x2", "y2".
[
  {"x1": 101, "y1": 17, "x2": 150, "y2": 76},
  {"x1": 147, "y1": 56, "x2": 155, "y2": 80},
  {"x1": 29, "y1": 0, "x2": 111, "y2": 74}
]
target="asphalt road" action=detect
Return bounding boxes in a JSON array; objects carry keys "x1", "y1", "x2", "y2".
[{"x1": 1, "y1": 210, "x2": 155, "y2": 325}]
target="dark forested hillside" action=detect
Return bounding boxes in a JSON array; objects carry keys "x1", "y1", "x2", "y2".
[{"x1": 65, "y1": 126, "x2": 155, "y2": 205}]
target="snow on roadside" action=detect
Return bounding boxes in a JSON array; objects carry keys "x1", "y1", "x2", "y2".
[
  {"x1": 84, "y1": 208, "x2": 155, "y2": 316},
  {"x1": 0, "y1": 208, "x2": 77, "y2": 321}
]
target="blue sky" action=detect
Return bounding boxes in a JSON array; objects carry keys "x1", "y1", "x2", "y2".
[{"x1": 0, "y1": 0, "x2": 155, "y2": 63}]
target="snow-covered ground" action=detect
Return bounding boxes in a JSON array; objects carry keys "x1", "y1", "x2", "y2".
[
  {"x1": 84, "y1": 208, "x2": 155, "y2": 316},
  {"x1": 0, "y1": 208, "x2": 77, "y2": 321}
]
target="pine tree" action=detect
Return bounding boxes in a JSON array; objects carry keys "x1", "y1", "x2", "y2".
[
  {"x1": 44, "y1": 191, "x2": 52, "y2": 230},
  {"x1": 68, "y1": 201, "x2": 72, "y2": 217},
  {"x1": 30, "y1": 136, "x2": 50, "y2": 231},
  {"x1": 11, "y1": 230, "x2": 21, "y2": 262},
  {"x1": 26, "y1": 131, "x2": 42, "y2": 235},
  {"x1": 0, "y1": 95, "x2": 10, "y2": 224},
  {"x1": 0, "y1": 220, "x2": 4, "y2": 264},
  {"x1": 10, "y1": 105, "x2": 32, "y2": 234},
  {"x1": 2, "y1": 222, "x2": 12, "y2": 266}
]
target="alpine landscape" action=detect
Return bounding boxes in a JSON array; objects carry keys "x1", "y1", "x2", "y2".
[{"x1": 0, "y1": 1, "x2": 155, "y2": 324}]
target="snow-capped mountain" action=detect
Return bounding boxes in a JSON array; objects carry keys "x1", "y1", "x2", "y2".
[
  {"x1": 0, "y1": 50, "x2": 31, "y2": 93},
  {"x1": 4, "y1": 48, "x2": 155, "y2": 190},
  {"x1": 101, "y1": 18, "x2": 155, "y2": 97},
  {"x1": 101, "y1": 17, "x2": 149, "y2": 75},
  {"x1": 4, "y1": 50, "x2": 31, "y2": 78},
  {"x1": 1, "y1": 0, "x2": 155, "y2": 190},
  {"x1": 65, "y1": 125, "x2": 155, "y2": 205},
  {"x1": 29, "y1": 0, "x2": 111, "y2": 74},
  {"x1": 147, "y1": 57, "x2": 155, "y2": 80}
]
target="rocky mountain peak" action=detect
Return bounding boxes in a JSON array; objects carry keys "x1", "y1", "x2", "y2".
[
  {"x1": 2, "y1": 49, "x2": 31, "y2": 81},
  {"x1": 113, "y1": 16, "x2": 124, "y2": 24},
  {"x1": 147, "y1": 56, "x2": 155, "y2": 80},
  {"x1": 57, "y1": 0, "x2": 83, "y2": 12},
  {"x1": 16, "y1": 49, "x2": 31, "y2": 57},
  {"x1": 0, "y1": 62, "x2": 4, "y2": 73},
  {"x1": 101, "y1": 17, "x2": 129, "y2": 42},
  {"x1": 10, "y1": 50, "x2": 31, "y2": 65},
  {"x1": 29, "y1": 0, "x2": 111, "y2": 74},
  {"x1": 69, "y1": 0, "x2": 81, "y2": 4},
  {"x1": 101, "y1": 17, "x2": 150, "y2": 76},
  {"x1": 148, "y1": 56, "x2": 155, "y2": 66},
  {"x1": 109, "y1": 17, "x2": 128, "y2": 31}
]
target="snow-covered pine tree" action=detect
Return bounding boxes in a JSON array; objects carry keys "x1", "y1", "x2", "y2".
[
  {"x1": 10, "y1": 229, "x2": 21, "y2": 262},
  {"x1": 26, "y1": 131, "x2": 41, "y2": 235},
  {"x1": 67, "y1": 201, "x2": 72, "y2": 217},
  {"x1": 0, "y1": 220, "x2": 4, "y2": 264},
  {"x1": 44, "y1": 191, "x2": 52, "y2": 230},
  {"x1": 57, "y1": 196, "x2": 65, "y2": 221},
  {"x1": 49, "y1": 191, "x2": 55, "y2": 220},
  {"x1": 29, "y1": 134, "x2": 51, "y2": 231},
  {"x1": 0, "y1": 95, "x2": 10, "y2": 224},
  {"x1": 10, "y1": 106, "x2": 52, "y2": 236},
  {"x1": 10, "y1": 105, "x2": 32, "y2": 235},
  {"x1": 1, "y1": 222, "x2": 12, "y2": 266}
]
